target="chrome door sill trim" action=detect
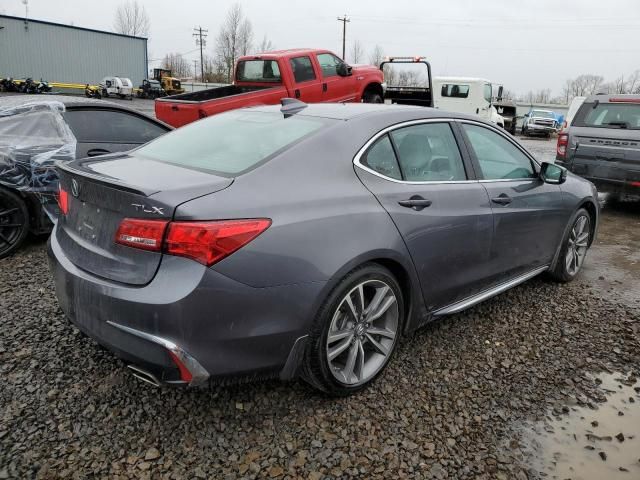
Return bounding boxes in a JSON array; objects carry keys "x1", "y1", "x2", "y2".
[
  {"x1": 107, "y1": 320, "x2": 210, "y2": 386},
  {"x1": 433, "y1": 265, "x2": 549, "y2": 316}
]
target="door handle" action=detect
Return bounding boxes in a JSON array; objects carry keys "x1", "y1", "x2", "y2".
[
  {"x1": 322, "y1": 83, "x2": 327, "y2": 92},
  {"x1": 295, "y1": 89, "x2": 301, "y2": 98},
  {"x1": 491, "y1": 194, "x2": 512, "y2": 205},
  {"x1": 87, "y1": 148, "x2": 110, "y2": 157},
  {"x1": 398, "y1": 196, "x2": 432, "y2": 211}
]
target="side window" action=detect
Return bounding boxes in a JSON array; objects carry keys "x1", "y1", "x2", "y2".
[
  {"x1": 483, "y1": 84, "x2": 492, "y2": 103},
  {"x1": 390, "y1": 123, "x2": 467, "y2": 181},
  {"x1": 361, "y1": 135, "x2": 402, "y2": 180},
  {"x1": 316, "y1": 53, "x2": 342, "y2": 77},
  {"x1": 462, "y1": 124, "x2": 536, "y2": 180},
  {"x1": 290, "y1": 56, "x2": 316, "y2": 83},
  {"x1": 440, "y1": 84, "x2": 469, "y2": 98},
  {"x1": 63, "y1": 109, "x2": 168, "y2": 144}
]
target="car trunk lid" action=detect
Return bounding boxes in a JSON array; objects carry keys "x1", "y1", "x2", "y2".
[{"x1": 55, "y1": 153, "x2": 233, "y2": 285}]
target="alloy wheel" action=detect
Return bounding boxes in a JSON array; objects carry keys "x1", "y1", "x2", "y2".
[
  {"x1": 0, "y1": 203, "x2": 27, "y2": 257},
  {"x1": 326, "y1": 279, "x2": 399, "y2": 386},
  {"x1": 565, "y1": 214, "x2": 590, "y2": 276}
]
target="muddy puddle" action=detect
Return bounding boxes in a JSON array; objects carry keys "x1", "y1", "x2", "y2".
[{"x1": 522, "y1": 372, "x2": 640, "y2": 479}]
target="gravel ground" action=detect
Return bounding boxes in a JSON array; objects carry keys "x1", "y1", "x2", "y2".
[{"x1": 1, "y1": 200, "x2": 639, "y2": 479}]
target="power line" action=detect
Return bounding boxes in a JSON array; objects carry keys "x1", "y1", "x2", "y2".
[
  {"x1": 337, "y1": 15, "x2": 350, "y2": 60},
  {"x1": 193, "y1": 26, "x2": 208, "y2": 82}
]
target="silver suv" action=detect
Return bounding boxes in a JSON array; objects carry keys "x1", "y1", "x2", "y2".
[{"x1": 556, "y1": 94, "x2": 640, "y2": 195}]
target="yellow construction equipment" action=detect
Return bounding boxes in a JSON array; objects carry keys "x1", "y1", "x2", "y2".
[{"x1": 153, "y1": 69, "x2": 184, "y2": 95}]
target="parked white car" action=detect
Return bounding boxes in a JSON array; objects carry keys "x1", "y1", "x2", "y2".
[
  {"x1": 433, "y1": 77, "x2": 505, "y2": 128},
  {"x1": 100, "y1": 76, "x2": 134, "y2": 99},
  {"x1": 561, "y1": 96, "x2": 586, "y2": 131}
]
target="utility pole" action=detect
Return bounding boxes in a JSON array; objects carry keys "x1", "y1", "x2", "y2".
[
  {"x1": 337, "y1": 15, "x2": 350, "y2": 60},
  {"x1": 193, "y1": 26, "x2": 208, "y2": 81}
]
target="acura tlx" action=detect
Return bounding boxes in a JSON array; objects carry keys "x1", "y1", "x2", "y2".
[{"x1": 49, "y1": 100, "x2": 598, "y2": 395}]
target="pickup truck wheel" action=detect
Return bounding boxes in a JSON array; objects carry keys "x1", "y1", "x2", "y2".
[
  {"x1": 363, "y1": 92, "x2": 383, "y2": 104},
  {"x1": 0, "y1": 187, "x2": 30, "y2": 259}
]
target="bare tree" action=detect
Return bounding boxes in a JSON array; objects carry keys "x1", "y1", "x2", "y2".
[
  {"x1": 215, "y1": 3, "x2": 253, "y2": 82},
  {"x1": 349, "y1": 40, "x2": 364, "y2": 63},
  {"x1": 625, "y1": 70, "x2": 640, "y2": 94},
  {"x1": 162, "y1": 53, "x2": 191, "y2": 78},
  {"x1": 255, "y1": 35, "x2": 275, "y2": 53},
  {"x1": 113, "y1": 1, "x2": 150, "y2": 37},
  {"x1": 368, "y1": 45, "x2": 384, "y2": 67},
  {"x1": 499, "y1": 89, "x2": 517, "y2": 101}
]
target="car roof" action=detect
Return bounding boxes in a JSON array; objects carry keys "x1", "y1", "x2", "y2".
[
  {"x1": 0, "y1": 94, "x2": 125, "y2": 110},
  {"x1": 246, "y1": 101, "x2": 488, "y2": 123},
  {"x1": 0, "y1": 94, "x2": 170, "y2": 127}
]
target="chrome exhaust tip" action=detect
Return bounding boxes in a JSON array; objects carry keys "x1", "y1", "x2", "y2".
[{"x1": 127, "y1": 364, "x2": 161, "y2": 388}]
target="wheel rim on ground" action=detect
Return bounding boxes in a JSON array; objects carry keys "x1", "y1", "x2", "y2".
[
  {"x1": 565, "y1": 214, "x2": 590, "y2": 276},
  {"x1": 0, "y1": 200, "x2": 27, "y2": 256},
  {"x1": 326, "y1": 279, "x2": 399, "y2": 386}
]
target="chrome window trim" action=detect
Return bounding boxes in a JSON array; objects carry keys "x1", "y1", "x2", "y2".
[{"x1": 353, "y1": 118, "x2": 478, "y2": 185}]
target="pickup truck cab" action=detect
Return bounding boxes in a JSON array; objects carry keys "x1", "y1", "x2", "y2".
[{"x1": 156, "y1": 49, "x2": 385, "y2": 127}]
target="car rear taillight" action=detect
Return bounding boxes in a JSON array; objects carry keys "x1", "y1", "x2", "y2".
[
  {"x1": 165, "y1": 219, "x2": 271, "y2": 266},
  {"x1": 557, "y1": 133, "x2": 569, "y2": 158},
  {"x1": 115, "y1": 218, "x2": 169, "y2": 251},
  {"x1": 57, "y1": 186, "x2": 69, "y2": 215},
  {"x1": 630, "y1": 181, "x2": 640, "y2": 187},
  {"x1": 114, "y1": 218, "x2": 271, "y2": 265}
]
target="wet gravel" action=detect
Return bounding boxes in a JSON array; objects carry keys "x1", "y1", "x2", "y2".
[{"x1": 1, "y1": 206, "x2": 639, "y2": 479}]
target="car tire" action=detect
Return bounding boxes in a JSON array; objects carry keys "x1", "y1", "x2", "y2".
[
  {"x1": 363, "y1": 92, "x2": 383, "y2": 104},
  {"x1": 301, "y1": 263, "x2": 404, "y2": 396},
  {"x1": 548, "y1": 208, "x2": 592, "y2": 283},
  {"x1": 0, "y1": 187, "x2": 30, "y2": 259}
]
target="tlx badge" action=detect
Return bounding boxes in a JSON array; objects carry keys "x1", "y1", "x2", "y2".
[{"x1": 131, "y1": 203, "x2": 165, "y2": 215}]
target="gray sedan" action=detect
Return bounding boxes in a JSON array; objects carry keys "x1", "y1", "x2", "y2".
[{"x1": 48, "y1": 101, "x2": 599, "y2": 395}]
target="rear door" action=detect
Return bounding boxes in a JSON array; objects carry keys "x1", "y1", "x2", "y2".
[
  {"x1": 288, "y1": 55, "x2": 323, "y2": 103},
  {"x1": 316, "y1": 52, "x2": 357, "y2": 102},
  {"x1": 63, "y1": 108, "x2": 170, "y2": 158},
  {"x1": 459, "y1": 121, "x2": 567, "y2": 280},
  {"x1": 354, "y1": 120, "x2": 494, "y2": 311}
]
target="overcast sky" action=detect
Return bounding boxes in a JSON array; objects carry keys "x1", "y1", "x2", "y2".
[{"x1": 3, "y1": 0, "x2": 639, "y2": 96}]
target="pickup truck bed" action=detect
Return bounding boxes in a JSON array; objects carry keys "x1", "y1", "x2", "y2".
[{"x1": 156, "y1": 84, "x2": 288, "y2": 127}]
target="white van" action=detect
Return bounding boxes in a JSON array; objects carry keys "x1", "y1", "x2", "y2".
[
  {"x1": 433, "y1": 77, "x2": 504, "y2": 128},
  {"x1": 100, "y1": 76, "x2": 134, "y2": 99}
]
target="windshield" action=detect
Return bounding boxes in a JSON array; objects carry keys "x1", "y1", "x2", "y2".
[
  {"x1": 135, "y1": 111, "x2": 329, "y2": 176},
  {"x1": 574, "y1": 102, "x2": 640, "y2": 129},
  {"x1": 236, "y1": 60, "x2": 282, "y2": 83},
  {"x1": 531, "y1": 110, "x2": 555, "y2": 119}
]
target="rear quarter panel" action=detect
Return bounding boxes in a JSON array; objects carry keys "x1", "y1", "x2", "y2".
[{"x1": 173, "y1": 117, "x2": 429, "y2": 331}]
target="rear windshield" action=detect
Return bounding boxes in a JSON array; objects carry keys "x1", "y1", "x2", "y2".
[
  {"x1": 573, "y1": 102, "x2": 640, "y2": 129},
  {"x1": 236, "y1": 60, "x2": 281, "y2": 83},
  {"x1": 135, "y1": 111, "x2": 329, "y2": 176}
]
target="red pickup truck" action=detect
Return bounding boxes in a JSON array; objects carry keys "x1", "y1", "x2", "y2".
[{"x1": 155, "y1": 49, "x2": 385, "y2": 127}]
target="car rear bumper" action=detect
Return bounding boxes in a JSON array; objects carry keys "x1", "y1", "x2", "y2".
[
  {"x1": 47, "y1": 225, "x2": 325, "y2": 386},
  {"x1": 577, "y1": 176, "x2": 640, "y2": 194}
]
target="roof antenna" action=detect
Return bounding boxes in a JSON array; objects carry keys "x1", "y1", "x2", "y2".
[{"x1": 280, "y1": 98, "x2": 307, "y2": 118}]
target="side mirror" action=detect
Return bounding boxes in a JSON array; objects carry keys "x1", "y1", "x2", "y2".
[
  {"x1": 337, "y1": 63, "x2": 352, "y2": 77},
  {"x1": 540, "y1": 162, "x2": 567, "y2": 184},
  {"x1": 497, "y1": 86, "x2": 504, "y2": 101}
]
